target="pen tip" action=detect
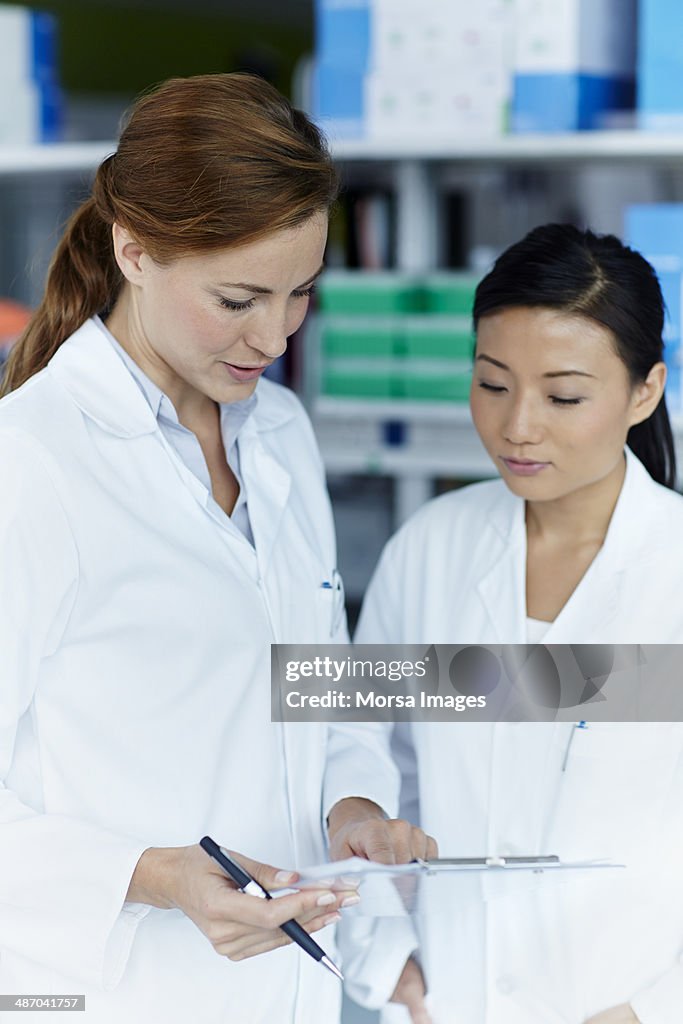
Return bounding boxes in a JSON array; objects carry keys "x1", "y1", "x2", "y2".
[{"x1": 321, "y1": 955, "x2": 344, "y2": 982}]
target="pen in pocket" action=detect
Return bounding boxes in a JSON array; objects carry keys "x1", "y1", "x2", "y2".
[{"x1": 561, "y1": 721, "x2": 588, "y2": 772}]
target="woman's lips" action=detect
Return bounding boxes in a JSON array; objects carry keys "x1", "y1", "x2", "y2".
[
  {"x1": 223, "y1": 362, "x2": 268, "y2": 383},
  {"x1": 501, "y1": 457, "x2": 550, "y2": 477}
]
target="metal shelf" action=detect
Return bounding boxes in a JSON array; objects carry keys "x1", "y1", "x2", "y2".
[
  {"x1": 313, "y1": 397, "x2": 473, "y2": 422},
  {"x1": 5, "y1": 130, "x2": 683, "y2": 178},
  {"x1": 331, "y1": 131, "x2": 683, "y2": 164},
  {"x1": 0, "y1": 142, "x2": 114, "y2": 176}
]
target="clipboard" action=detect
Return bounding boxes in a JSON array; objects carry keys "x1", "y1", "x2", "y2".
[
  {"x1": 297, "y1": 854, "x2": 624, "y2": 885},
  {"x1": 296, "y1": 855, "x2": 625, "y2": 917}
]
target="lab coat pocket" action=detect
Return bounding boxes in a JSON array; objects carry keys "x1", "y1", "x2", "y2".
[
  {"x1": 547, "y1": 723, "x2": 682, "y2": 862},
  {"x1": 316, "y1": 570, "x2": 346, "y2": 641}
]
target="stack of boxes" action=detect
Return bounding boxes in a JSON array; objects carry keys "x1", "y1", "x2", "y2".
[
  {"x1": 313, "y1": 0, "x2": 512, "y2": 141},
  {"x1": 314, "y1": 0, "x2": 643, "y2": 140},
  {"x1": 0, "y1": 4, "x2": 62, "y2": 145},
  {"x1": 512, "y1": 0, "x2": 637, "y2": 132},
  {"x1": 626, "y1": 205, "x2": 683, "y2": 414},
  {"x1": 312, "y1": 272, "x2": 478, "y2": 404}
]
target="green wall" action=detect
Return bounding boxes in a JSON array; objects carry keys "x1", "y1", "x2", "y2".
[{"x1": 3, "y1": 1, "x2": 311, "y2": 96}]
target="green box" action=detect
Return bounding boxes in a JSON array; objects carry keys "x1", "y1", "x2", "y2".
[
  {"x1": 321, "y1": 323, "x2": 397, "y2": 358},
  {"x1": 322, "y1": 369, "x2": 394, "y2": 399},
  {"x1": 318, "y1": 273, "x2": 423, "y2": 315},
  {"x1": 402, "y1": 318, "x2": 474, "y2": 360},
  {"x1": 402, "y1": 371, "x2": 472, "y2": 402},
  {"x1": 423, "y1": 274, "x2": 479, "y2": 316}
]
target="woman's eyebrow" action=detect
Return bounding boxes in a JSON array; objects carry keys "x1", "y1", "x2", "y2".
[
  {"x1": 476, "y1": 354, "x2": 509, "y2": 370},
  {"x1": 476, "y1": 354, "x2": 596, "y2": 379},
  {"x1": 216, "y1": 264, "x2": 326, "y2": 295},
  {"x1": 543, "y1": 369, "x2": 597, "y2": 379}
]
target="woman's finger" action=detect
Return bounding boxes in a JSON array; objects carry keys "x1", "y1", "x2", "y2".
[{"x1": 227, "y1": 911, "x2": 341, "y2": 960}]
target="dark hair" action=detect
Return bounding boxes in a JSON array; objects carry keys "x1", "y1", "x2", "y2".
[
  {"x1": 472, "y1": 223, "x2": 676, "y2": 489},
  {"x1": 1, "y1": 72, "x2": 338, "y2": 397}
]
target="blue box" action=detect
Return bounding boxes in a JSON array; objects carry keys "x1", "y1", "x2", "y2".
[
  {"x1": 314, "y1": 0, "x2": 371, "y2": 72},
  {"x1": 30, "y1": 11, "x2": 59, "y2": 84},
  {"x1": 626, "y1": 204, "x2": 683, "y2": 411},
  {"x1": 638, "y1": 0, "x2": 683, "y2": 129},
  {"x1": 312, "y1": 63, "x2": 366, "y2": 138},
  {"x1": 513, "y1": 73, "x2": 635, "y2": 132},
  {"x1": 37, "y1": 79, "x2": 63, "y2": 142}
]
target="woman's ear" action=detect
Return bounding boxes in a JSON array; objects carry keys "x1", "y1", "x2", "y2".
[
  {"x1": 112, "y1": 223, "x2": 149, "y2": 285},
  {"x1": 628, "y1": 362, "x2": 667, "y2": 427}
]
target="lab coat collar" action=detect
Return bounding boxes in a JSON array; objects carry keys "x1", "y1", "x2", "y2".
[
  {"x1": 47, "y1": 318, "x2": 297, "y2": 438},
  {"x1": 475, "y1": 448, "x2": 656, "y2": 642},
  {"x1": 542, "y1": 449, "x2": 655, "y2": 641},
  {"x1": 476, "y1": 486, "x2": 527, "y2": 641}
]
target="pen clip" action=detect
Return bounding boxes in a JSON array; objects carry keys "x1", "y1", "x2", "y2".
[{"x1": 321, "y1": 570, "x2": 345, "y2": 637}]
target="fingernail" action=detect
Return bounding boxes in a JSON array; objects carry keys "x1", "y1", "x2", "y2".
[
  {"x1": 340, "y1": 895, "x2": 361, "y2": 908},
  {"x1": 322, "y1": 912, "x2": 341, "y2": 926},
  {"x1": 275, "y1": 870, "x2": 297, "y2": 884},
  {"x1": 316, "y1": 892, "x2": 337, "y2": 907},
  {"x1": 339, "y1": 875, "x2": 361, "y2": 888}
]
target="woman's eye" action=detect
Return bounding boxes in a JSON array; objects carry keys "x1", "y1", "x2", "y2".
[
  {"x1": 292, "y1": 284, "x2": 316, "y2": 299},
  {"x1": 478, "y1": 381, "x2": 507, "y2": 394},
  {"x1": 550, "y1": 396, "x2": 584, "y2": 406},
  {"x1": 219, "y1": 297, "x2": 256, "y2": 312}
]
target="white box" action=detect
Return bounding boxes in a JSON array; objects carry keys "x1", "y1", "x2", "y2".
[
  {"x1": 514, "y1": 0, "x2": 637, "y2": 75},
  {"x1": 0, "y1": 5, "x2": 58, "y2": 83},
  {"x1": 0, "y1": 78, "x2": 61, "y2": 144},
  {"x1": 366, "y1": 68, "x2": 508, "y2": 141}
]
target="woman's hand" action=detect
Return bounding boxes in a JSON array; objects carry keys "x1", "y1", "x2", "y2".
[
  {"x1": 584, "y1": 1005, "x2": 640, "y2": 1023},
  {"x1": 127, "y1": 844, "x2": 354, "y2": 961},
  {"x1": 390, "y1": 956, "x2": 432, "y2": 1024},
  {"x1": 327, "y1": 797, "x2": 438, "y2": 864}
]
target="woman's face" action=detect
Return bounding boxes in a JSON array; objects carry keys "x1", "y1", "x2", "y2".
[
  {"x1": 470, "y1": 306, "x2": 656, "y2": 501},
  {"x1": 113, "y1": 211, "x2": 328, "y2": 406}
]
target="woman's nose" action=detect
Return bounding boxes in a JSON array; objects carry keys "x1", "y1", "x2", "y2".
[
  {"x1": 247, "y1": 309, "x2": 289, "y2": 361},
  {"x1": 502, "y1": 398, "x2": 543, "y2": 446}
]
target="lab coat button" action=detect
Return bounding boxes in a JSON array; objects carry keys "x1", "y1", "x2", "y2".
[{"x1": 496, "y1": 976, "x2": 515, "y2": 995}]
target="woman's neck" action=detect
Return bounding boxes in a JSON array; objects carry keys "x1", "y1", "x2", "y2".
[{"x1": 525, "y1": 454, "x2": 627, "y2": 547}]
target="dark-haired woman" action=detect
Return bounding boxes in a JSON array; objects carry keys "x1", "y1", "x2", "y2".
[
  {"x1": 354, "y1": 226, "x2": 683, "y2": 1023},
  {"x1": 0, "y1": 74, "x2": 434, "y2": 1023}
]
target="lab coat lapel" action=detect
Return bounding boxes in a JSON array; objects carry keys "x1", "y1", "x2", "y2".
[
  {"x1": 540, "y1": 563, "x2": 622, "y2": 642},
  {"x1": 541, "y1": 449, "x2": 645, "y2": 642},
  {"x1": 49, "y1": 319, "x2": 240, "y2": 524},
  {"x1": 476, "y1": 489, "x2": 527, "y2": 642},
  {"x1": 48, "y1": 319, "x2": 158, "y2": 438},
  {"x1": 239, "y1": 425, "x2": 291, "y2": 576}
]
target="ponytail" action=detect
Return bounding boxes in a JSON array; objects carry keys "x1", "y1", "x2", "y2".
[
  {"x1": 0, "y1": 156, "x2": 121, "y2": 397},
  {"x1": 627, "y1": 401, "x2": 676, "y2": 489}
]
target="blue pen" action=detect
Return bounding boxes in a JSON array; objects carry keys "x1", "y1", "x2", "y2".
[
  {"x1": 199, "y1": 836, "x2": 344, "y2": 981},
  {"x1": 561, "y1": 721, "x2": 588, "y2": 772}
]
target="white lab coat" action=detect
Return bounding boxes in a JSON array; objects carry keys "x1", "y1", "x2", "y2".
[
  {"x1": 0, "y1": 319, "x2": 398, "y2": 1024},
  {"x1": 352, "y1": 450, "x2": 683, "y2": 1024}
]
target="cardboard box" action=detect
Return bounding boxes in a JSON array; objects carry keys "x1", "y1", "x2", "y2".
[{"x1": 512, "y1": 0, "x2": 637, "y2": 132}]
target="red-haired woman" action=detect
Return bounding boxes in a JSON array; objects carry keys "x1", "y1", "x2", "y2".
[{"x1": 0, "y1": 74, "x2": 433, "y2": 1023}]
